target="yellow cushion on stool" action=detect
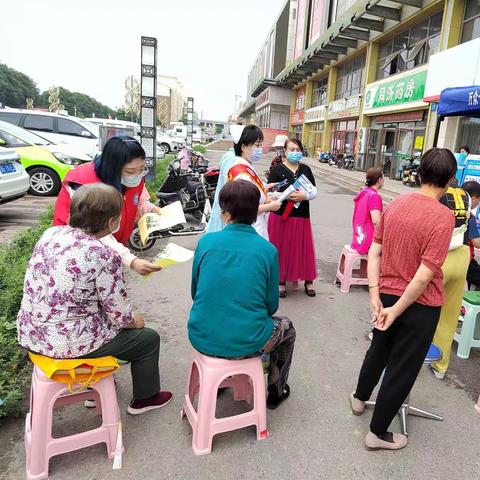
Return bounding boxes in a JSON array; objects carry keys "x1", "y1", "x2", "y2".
[{"x1": 28, "y1": 352, "x2": 119, "y2": 392}]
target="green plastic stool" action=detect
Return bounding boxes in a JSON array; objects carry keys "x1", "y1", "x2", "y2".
[{"x1": 454, "y1": 291, "x2": 480, "y2": 359}]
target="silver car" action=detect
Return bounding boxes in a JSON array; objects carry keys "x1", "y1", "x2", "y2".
[{"x1": 0, "y1": 146, "x2": 30, "y2": 204}]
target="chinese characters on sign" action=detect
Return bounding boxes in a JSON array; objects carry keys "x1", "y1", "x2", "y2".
[
  {"x1": 468, "y1": 90, "x2": 480, "y2": 106},
  {"x1": 364, "y1": 69, "x2": 427, "y2": 112},
  {"x1": 305, "y1": 105, "x2": 326, "y2": 123},
  {"x1": 290, "y1": 110, "x2": 305, "y2": 125},
  {"x1": 327, "y1": 95, "x2": 361, "y2": 120}
]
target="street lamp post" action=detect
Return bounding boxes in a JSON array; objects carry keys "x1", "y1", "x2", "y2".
[
  {"x1": 186, "y1": 97, "x2": 194, "y2": 148},
  {"x1": 140, "y1": 36, "x2": 157, "y2": 181}
]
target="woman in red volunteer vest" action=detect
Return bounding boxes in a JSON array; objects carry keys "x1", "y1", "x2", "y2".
[{"x1": 53, "y1": 136, "x2": 162, "y2": 276}]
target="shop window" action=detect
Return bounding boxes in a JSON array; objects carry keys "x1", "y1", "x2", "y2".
[
  {"x1": 376, "y1": 12, "x2": 443, "y2": 79},
  {"x1": 335, "y1": 55, "x2": 365, "y2": 99},
  {"x1": 462, "y1": 0, "x2": 480, "y2": 43},
  {"x1": 457, "y1": 117, "x2": 480, "y2": 153},
  {"x1": 295, "y1": 89, "x2": 305, "y2": 110},
  {"x1": 312, "y1": 77, "x2": 328, "y2": 107}
]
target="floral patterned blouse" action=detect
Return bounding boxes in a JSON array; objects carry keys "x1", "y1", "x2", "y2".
[{"x1": 17, "y1": 226, "x2": 134, "y2": 358}]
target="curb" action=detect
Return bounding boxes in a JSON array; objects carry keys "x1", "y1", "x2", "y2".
[{"x1": 304, "y1": 159, "x2": 400, "y2": 203}]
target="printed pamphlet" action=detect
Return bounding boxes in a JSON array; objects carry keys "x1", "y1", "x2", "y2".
[{"x1": 138, "y1": 201, "x2": 186, "y2": 246}]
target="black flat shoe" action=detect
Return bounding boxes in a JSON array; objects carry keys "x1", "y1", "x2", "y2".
[
  {"x1": 267, "y1": 384, "x2": 290, "y2": 410},
  {"x1": 279, "y1": 290, "x2": 287, "y2": 298},
  {"x1": 304, "y1": 283, "x2": 316, "y2": 297}
]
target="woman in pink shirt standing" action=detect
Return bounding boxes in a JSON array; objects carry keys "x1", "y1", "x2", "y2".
[{"x1": 351, "y1": 167, "x2": 384, "y2": 255}]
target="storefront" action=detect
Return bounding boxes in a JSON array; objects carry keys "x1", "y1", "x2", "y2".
[
  {"x1": 363, "y1": 66, "x2": 428, "y2": 178},
  {"x1": 290, "y1": 111, "x2": 305, "y2": 140},
  {"x1": 327, "y1": 95, "x2": 361, "y2": 155},
  {"x1": 304, "y1": 105, "x2": 326, "y2": 154},
  {"x1": 290, "y1": 87, "x2": 306, "y2": 141}
]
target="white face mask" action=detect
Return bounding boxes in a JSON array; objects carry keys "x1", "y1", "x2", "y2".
[{"x1": 121, "y1": 174, "x2": 143, "y2": 188}]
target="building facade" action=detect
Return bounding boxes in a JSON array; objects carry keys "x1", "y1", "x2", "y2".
[
  {"x1": 238, "y1": 0, "x2": 298, "y2": 150},
  {"x1": 157, "y1": 75, "x2": 185, "y2": 127},
  {"x1": 240, "y1": 0, "x2": 480, "y2": 176}
]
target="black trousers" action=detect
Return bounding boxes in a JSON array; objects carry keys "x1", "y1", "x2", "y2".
[
  {"x1": 467, "y1": 259, "x2": 480, "y2": 290},
  {"x1": 81, "y1": 328, "x2": 161, "y2": 400},
  {"x1": 355, "y1": 294, "x2": 441, "y2": 436}
]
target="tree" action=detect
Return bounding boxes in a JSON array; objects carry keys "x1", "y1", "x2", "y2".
[
  {"x1": 37, "y1": 87, "x2": 116, "y2": 118},
  {"x1": 0, "y1": 63, "x2": 39, "y2": 107}
]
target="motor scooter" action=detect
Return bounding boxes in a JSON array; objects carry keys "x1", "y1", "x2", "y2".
[
  {"x1": 343, "y1": 155, "x2": 354, "y2": 170},
  {"x1": 127, "y1": 158, "x2": 211, "y2": 252}
]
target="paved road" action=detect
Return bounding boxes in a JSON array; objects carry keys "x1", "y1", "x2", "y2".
[
  {"x1": 0, "y1": 195, "x2": 54, "y2": 243},
  {"x1": 2, "y1": 152, "x2": 479, "y2": 480}
]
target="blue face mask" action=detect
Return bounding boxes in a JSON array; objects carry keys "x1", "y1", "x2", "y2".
[
  {"x1": 287, "y1": 152, "x2": 303, "y2": 163},
  {"x1": 249, "y1": 147, "x2": 263, "y2": 163},
  {"x1": 121, "y1": 174, "x2": 143, "y2": 188}
]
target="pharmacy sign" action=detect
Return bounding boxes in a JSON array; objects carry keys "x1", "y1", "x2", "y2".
[{"x1": 364, "y1": 68, "x2": 428, "y2": 114}]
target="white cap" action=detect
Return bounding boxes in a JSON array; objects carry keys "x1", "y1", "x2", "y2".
[
  {"x1": 271, "y1": 134, "x2": 289, "y2": 148},
  {"x1": 230, "y1": 124, "x2": 245, "y2": 144}
]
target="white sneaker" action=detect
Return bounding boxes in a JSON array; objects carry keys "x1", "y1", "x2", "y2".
[
  {"x1": 84, "y1": 399, "x2": 96, "y2": 408},
  {"x1": 428, "y1": 364, "x2": 445, "y2": 380}
]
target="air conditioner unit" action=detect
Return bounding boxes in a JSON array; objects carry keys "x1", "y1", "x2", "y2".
[{"x1": 358, "y1": 127, "x2": 369, "y2": 154}]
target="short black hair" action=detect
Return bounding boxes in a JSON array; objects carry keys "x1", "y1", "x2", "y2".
[
  {"x1": 233, "y1": 125, "x2": 264, "y2": 157},
  {"x1": 94, "y1": 136, "x2": 145, "y2": 192},
  {"x1": 418, "y1": 148, "x2": 457, "y2": 188},
  {"x1": 219, "y1": 180, "x2": 260, "y2": 225},
  {"x1": 462, "y1": 181, "x2": 480, "y2": 198},
  {"x1": 460, "y1": 145, "x2": 471, "y2": 154}
]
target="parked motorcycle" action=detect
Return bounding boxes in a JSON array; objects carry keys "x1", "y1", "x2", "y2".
[
  {"x1": 178, "y1": 147, "x2": 219, "y2": 202},
  {"x1": 127, "y1": 158, "x2": 211, "y2": 252},
  {"x1": 401, "y1": 153, "x2": 421, "y2": 187},
  {"x1": 335, "y1": 153, "x2": 344, "y2": 168},
  {"x1": 343, "y1": 155, "x2": 354, "y2": 170},
  {"x1": 319, "y1": 151, "x2": 334, "y2": 164},
  {"x1": 328, "y1": 153, "x2": 336, "y2": 167},
  {"x1": 407, "y1": 161, "x2": 421, "y2": 187},
  {"x1": 401, "y1": 158, "x2": 414, "y2": 185}
]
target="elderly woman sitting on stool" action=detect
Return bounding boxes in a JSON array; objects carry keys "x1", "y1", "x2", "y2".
[
  {"x1": 188, "y1": 180, "x2": 296, "y2": 409},
  {"x1": 17, "y1": 183, "x2": 172, "y2": 415}
]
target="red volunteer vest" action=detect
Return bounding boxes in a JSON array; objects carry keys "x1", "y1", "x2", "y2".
[{"x1": 53, "y1": 162, "x2": 144, "y2": 245}]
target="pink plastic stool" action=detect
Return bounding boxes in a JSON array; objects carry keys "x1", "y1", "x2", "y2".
[
  {"x1": 181, "y1": 350, "x2": 268, "y2": 455},
  {"x1": 25, "y1": 365, "x2": 123, "y2": 480},
  {"x1": 335, "y1": 244, "x2": 368, "y2": 293}
]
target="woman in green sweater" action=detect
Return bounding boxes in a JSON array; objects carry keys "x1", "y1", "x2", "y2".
[{"x1": 188, "y1": 180, "x2": 296, "y2": 409}]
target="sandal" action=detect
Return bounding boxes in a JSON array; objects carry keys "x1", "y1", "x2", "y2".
[
  {"x1": 279, "y1": 283, "x2": 287, "y2": 298},
  {"x1": 304, "y1": 283, "x2": 316, "y2": 297}
]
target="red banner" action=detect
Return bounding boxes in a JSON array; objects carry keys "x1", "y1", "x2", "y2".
[{"x1": 290, "y1": 111, "x2": 305, "y2": 126}]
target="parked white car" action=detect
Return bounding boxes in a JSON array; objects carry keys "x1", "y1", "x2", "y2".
[
  {"x1": 166, "y1": 124, "x2": 202, "y2": 143},
  {"x1": 0, "y1": 109, "x2": 100, "y2": 159},
  {"x1": 0, "y1": 147, "x2": 30, "y2": 204},
  {"x1": 157, "y1": 130, "x2": 185, "y2": 154}
]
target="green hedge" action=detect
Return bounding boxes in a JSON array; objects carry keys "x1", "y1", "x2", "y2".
[
  {"x1": 146, "y1": 156, "x2": 172, "y2": 197},
  {"x1": 192, "y1": 144, "x2": 206, "y2": 154},
  {"x1": 0, "y1": 207, "x2": 53, "y2": 418}
]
